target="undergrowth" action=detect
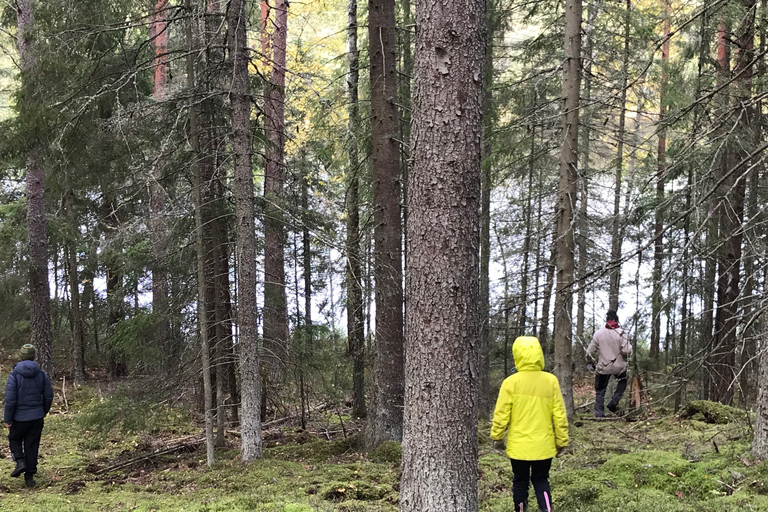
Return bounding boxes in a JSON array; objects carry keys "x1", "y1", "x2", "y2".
[{"x1": 0, "y1": 383, "x2": 765, "y2": 512}]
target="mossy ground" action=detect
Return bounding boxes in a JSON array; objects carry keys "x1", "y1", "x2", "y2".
[{"x1": 0, "y1": 383, "x2": 765, "y2": 511}]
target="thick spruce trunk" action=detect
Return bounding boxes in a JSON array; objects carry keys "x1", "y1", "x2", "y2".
[
  {"x1": 400, "y1": 0, "x2": 485, "y2": 508},
  {"x1": 367, "y1": 0, "x2": 404, "y2": 446},
  {"x1": 17, "y1": 0, "x2": 53, "y2": 376},
  {"x1": 553, "y1": 0, "x2": 582, "y2": 419},
  {"x1": 228, "y1": 0, "x2": 262, "y2": 461},
  {"x1": 346, "y1": 0, "x2": 367, "y2": 419}
]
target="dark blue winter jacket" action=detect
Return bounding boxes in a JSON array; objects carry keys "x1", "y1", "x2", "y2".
[{"x1": 3, "y1": 360, "x2": 54, "y2": 424}]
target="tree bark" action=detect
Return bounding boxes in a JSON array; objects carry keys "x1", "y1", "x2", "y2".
[
  {"x1": 650, "y1": 0, "x2": 670, "y2": 362},
  {"x1": 17, "y1": 0, "x2": 53, "y2": 377},
  {"x1": 553, "y1": 0, "x2": 582, "y2": 420},
  {"x1": 400, "y1": 0, "x2": 485, "y2": 507},
  {"x1": 346, "y1": 0, "x2": 367, "y2": 420},
  {"x1": 608, "y1": 0, "x2": 630, "y2": 312},
  {"x1": 65, "y1": 193, "x2": 86, "y2": 385},
  {"x1": 228, "y1": 0, "x2": 262, "y2": 461},
  {"x1": 262, "y1": 0, "x2": 290, "y2": 389},
  {"x1": 753, "y1": 316, "x2": 768, "y2": 459},
  {"x1": 576, "y1": 0, "x2": 601, "y2": 378},
  {"x1": 367, "y1": 0, "x2": 404, "y2": 446},
  {"x1": 149, "y1": 0, "x2": 171, "y2": 358},
  {"x1": 712, "y1": 1, "x2": 754, "y2": 405},
  {"x1": 186, "y1": 0, "x2": 215, "y2": 466}
]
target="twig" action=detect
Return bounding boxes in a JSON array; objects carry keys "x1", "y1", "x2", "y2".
[{"x1": 94, "y1": 438, "x2": 203, "y2": 475}]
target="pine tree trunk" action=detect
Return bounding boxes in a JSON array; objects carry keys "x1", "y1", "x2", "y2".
[
  {"x1": 650, "y1": 0, "x2": 670, "y2": 362},
  {"x1": 262, "y1": 0, "x2": 290, "y2": 389},
  {"x1": 149, "y1": 0, "x2": 171, "y2": 358},
  {"x1": 346, "y1": 0, "x2": 367, "y2": 420},
  {"x1": 228, "y1": 0, "x2": 262, "y2": 461},
  {"x1": 17, "y1": 0, "x2": 53, "y2": 377},
  {"x1": 400, "y1": 0, "x2": 485, "y2": 506},
  {"x1": 608, "y1": 0, "x2": 630, "y2": 312},
  {"x1": 367, "y1": 0, "x2": 404, "y2": 446},
  {"x1": 553, "y1": 0, "x2": 582, "y2": 420},
  {"x1": 712, "y1": 1, "x2": 753, "y2": 406}
]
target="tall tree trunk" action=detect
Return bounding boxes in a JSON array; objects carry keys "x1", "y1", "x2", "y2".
[
  {"x1": 262, "y1": 0, "x2": 290, "y2": 392},
  {"x1": 228, "y1": 0, "x2": 262, "y2": 461},
  {"x1": 478, "y1": 0, "x2": 498, "y2": 421},
  {"x1": 677, "y1": 9, "x2": 709, "y2": 411},
  {"x1": 17, "y1": 0, "x2": 53, "y2": 377},
  {"x1": 303, "y1": 176, "x2": 313, "y2": 425},
  {"x1": 576, "y1": 0, "x2": 601, "y2": 378},
  {"x1": 519, "y1": 102, "x2": 535, "y2": 338},
  {"x1": 367, "y1": 0, "x2": 404, "y2": 447},
  {"x1": 346, "y1": 0, "x2": 367, "y2": 420},
  {"x1": 400, "y1": 0, "x2": 485, "y2": 506},
  {"x1": 539, "y1": 225, "x2": 556, "y2": 359},
  {"x1": 701, "y1": 20, "x2": 728, "y2": 402},
  {"x1": 553, "y1": 0, "x2": 582, "y2": 420},
  {"x1": 608, "y1": 0, "x2": 631, "y2": 312},
  {"x1": 149, "y1": 0, "x2": 171, "y2": 359},
  {"x1": 712, "y1": 0, "x2": 754, "y2": 405},
  {"x1": 65, "y1": 193, "x2": 86, "y2": 384},
  {"x1": 494, "y1": 225, "x2": 511, "y2": 375},
  {"x1": 739, "y1": 0, "x2": 762, "y2": 407},
  {"x1": 186, "y1": 0, "x2": 215, "y2": 466},
  {"x1": 102, "y1": 192, "x2": 126, "y2": 379},
  {"x1": 753, "y1": 303, "x2": 768, "y2": 458},
  {"x1": 650, "y1": 0, "x2": 670, "y2": 362}
]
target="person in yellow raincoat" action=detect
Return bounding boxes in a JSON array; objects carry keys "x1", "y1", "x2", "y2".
[{"x1": 491, "y1": 336, "x2": 569, "y2": 512}]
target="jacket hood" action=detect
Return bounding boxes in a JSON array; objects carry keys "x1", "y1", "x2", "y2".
[
  {"x1": 512, "y1": 336, "x2": 545, "y2": 371},
  {"x1": 14, "y1": 360, "x2": 41, "y2": 378}
]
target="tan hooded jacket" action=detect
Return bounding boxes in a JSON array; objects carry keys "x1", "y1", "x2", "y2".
[{"x1": 586, "y1": 325, "x2": 632, "y2": 375}]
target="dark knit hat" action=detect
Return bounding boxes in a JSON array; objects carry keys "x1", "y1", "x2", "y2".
[{"x1": 19, "y1": 344, "x2": 36, "y2": 361}]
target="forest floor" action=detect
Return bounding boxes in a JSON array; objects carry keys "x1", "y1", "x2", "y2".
[{"x1": 0, "y1": 376, "x2": 765, "y2": 512}]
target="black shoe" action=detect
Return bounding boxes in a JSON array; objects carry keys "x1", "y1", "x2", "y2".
[
  {"x1": 11, "y1": 459, "x2": 26, "y2": 478},
  {"x1": 607, "y1": 402, "x2": 618, "y2": 413},
  {"x1": 24, "y1": 474, "x2": 35, "y2": 488}
]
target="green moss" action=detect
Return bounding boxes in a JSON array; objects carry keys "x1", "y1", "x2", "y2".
[
  {"x1": 680, "y1": 400, "x2": 749, "y2": 424},
  {"x1": 369, "y1": 441, "x2": 402, "y2": 464}
]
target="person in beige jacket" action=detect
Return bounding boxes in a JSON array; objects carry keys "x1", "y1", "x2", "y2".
[{"x1": 586, "y1": 310, "x2": 632, "y2": 417}]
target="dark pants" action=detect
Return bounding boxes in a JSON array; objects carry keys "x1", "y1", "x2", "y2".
[
  {"x1": 8, "y1": 418, "x2": 44, "y2": 476},
  {"x1": 594, "y1": 370, "x2": 628, "y2": 417},
  {"x1": 510, "y1": 458, "x2": 553, "y2": 511}
]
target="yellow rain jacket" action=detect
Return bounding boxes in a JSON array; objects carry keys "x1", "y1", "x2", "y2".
[{"x1": 490, "y1": 336, "x2": 569, "y2": 460}]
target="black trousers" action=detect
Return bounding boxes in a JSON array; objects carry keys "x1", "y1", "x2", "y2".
[
  {"x1": 594, "y1": 370, "x2": 628, "y2": 416},
  {"x1": 8, "y1": 418, "x2": 44, "y2": 475},
  {"x1": 510, "y1": 458, "x2": 553, "y2": 511}
]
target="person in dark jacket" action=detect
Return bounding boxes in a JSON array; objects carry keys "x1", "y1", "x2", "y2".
[{"x1": 3, "y1": 344, "x2": 54, "y2": 488}]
